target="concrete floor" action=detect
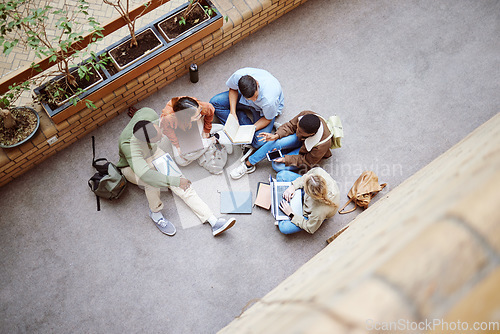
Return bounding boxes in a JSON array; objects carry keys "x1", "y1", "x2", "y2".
[{"x1": 1, "y1": 0, "x2": 499, "y2": 333}]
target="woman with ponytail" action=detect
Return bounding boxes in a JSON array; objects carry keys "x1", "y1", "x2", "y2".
[{"x1": 277, "y1": 167, "x2": 340, "y2": 234}]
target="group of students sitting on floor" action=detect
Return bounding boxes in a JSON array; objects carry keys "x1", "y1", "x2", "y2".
[{"x1": 117, "y1": 67, "x2": 340, "y2": 237}]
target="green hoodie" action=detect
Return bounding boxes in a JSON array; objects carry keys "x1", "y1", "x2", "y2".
[{"x1": 116, "y1": 107, "x2": 181, "y2": 188}]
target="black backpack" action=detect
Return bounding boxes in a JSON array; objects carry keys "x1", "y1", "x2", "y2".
[{"x1": 88, "y1": 136, "x2": 127, "y2": 211}]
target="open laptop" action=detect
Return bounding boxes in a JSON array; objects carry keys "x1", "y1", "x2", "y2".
[
  {"x1": 173, "y1": 118, "x2": 207, "y2": 155},
  {"x1": 270, "y1": 175, "x2": 303, "y2": 221}
]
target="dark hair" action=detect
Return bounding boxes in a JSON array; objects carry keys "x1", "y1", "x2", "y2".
[
  {"x1": 238, "y1": 75, "x2": 257, "y2": 99},
  {"x1": 133, "y1": 120, "x2": 158, "y2": 143},
  {"x1": 173, "y1": 97, "x2": 199, "y2": 112},
  {"x1": 173, "y1": 97, "x2": 199, "y2": 128},
  {"x1": 299, "y1": 114, "x2": 320, "y2": 134}
]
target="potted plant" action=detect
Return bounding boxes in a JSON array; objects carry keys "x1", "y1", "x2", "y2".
[
  {"x1": 0, "y1": 0, "x2": 106, "y2": 114},
  {"x1": 0, "y1": 81, "x2": 40, "y2": 148},
  {"x1": 104, "y1": 0, "x2": 164, "y2": 71},
  {"x1": 156, "y1": 0, "x2": 221, "y2": 42}
]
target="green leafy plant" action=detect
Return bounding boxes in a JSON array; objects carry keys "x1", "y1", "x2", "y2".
[
  {"x1": 0, "y1": 0, "x2": 105, "y2": 107},
  {"x1": 0, "y1": 81, "x2": 30, "y2": 129},
  {"x1": 103, "y1": 0, "x2": 156, "y2": 48},
  {"x1": 179, "y1": 0, "x2": 227, "y2": 26}
]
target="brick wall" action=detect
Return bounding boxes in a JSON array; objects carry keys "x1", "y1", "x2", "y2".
[
  {"x1": 0, "y1": 0, "x2": 309, "y2": 187},
  {"x1": 218, "y1": 113, "x2": 500, "y2": 333}
]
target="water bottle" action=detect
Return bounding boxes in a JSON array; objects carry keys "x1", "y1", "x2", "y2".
[{"x1": 189, "y1": 63, "x2": 199, "y2": 83}]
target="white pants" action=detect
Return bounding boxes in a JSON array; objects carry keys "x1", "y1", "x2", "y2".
[{"x1": 121, "y1": 149, "x2": 213, "y2": 223}]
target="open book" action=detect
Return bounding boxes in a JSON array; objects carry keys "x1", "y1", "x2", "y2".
[{"x1": 223, "y1": 114, "x2": 256, "y2": 144}]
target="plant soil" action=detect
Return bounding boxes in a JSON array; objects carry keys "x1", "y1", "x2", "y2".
[
  {"x1": 0, "y1": 107, "x2": 38, "y2": 147},
  {"x1": 158, "y1": 4, "x2": 210, "y2": 41},
  {"x1": 109, "y1": 29, "x2": 162, "y2": 68},
  {"x1": 38, "y1": 67, "x2": 103, "y2": 110},
  {"x1": 102, "y1": 56, "x2": 119, "y2": 76}
]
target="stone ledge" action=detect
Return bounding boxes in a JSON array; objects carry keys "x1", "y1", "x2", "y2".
[{"x1": 0, "y1": 0, "x2": 310, "y2": 188}]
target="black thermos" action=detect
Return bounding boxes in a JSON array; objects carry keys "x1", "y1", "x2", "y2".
[{"x1": 189, "y1": 63, "x2": 199, "y2": 83}]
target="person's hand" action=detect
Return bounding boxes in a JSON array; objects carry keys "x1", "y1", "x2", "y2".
[
  {"x1": 274, "y1": 157, "x2": 285, "y2": 164},
  {"x1": 230, "y1": 112, "x2": 239, "y2": 125},
  {"x1": 282, "y1": 184, "x2": 295, "y2": 201},
  {"x1": 175, "y1": 145, "x2": 182, "y2": 155},
  {"x1": 162, "y1": 114, "x2": 178, "y2": 128},
  {"x1": 202, "y1": 131, "x2": 210, "y2": 139},
  {"x1": 279, "y1": 199, "x2": 293, "y2": 217},
  {"x1": 179, "y1": 177, "x2": 191, "y2": 190},
  {"x1": 257, "y1": 132, "x2": 279, "y2": 142}
]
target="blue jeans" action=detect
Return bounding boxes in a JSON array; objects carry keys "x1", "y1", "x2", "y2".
[
  {"x1": 276, "y1": 170, "x2": 304, "y2": 234},
  {"x1": 210, "y1": 91, "x2": 274, "y2": 148},
  {"x1": 247, "y1": 134, "x2": 302, "y2": 172}
]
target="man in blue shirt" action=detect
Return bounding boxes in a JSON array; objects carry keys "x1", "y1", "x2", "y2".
[{"x1": 210, "y1": 67, "x2": 284, "y2": 149}]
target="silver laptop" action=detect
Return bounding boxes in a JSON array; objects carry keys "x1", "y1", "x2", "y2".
[
  {"x1": 174, "y1": 119, "x2": 206, "y2": 155},
  {"x1": 270, "y1": 175, "x2": 303, "y2": 221}
]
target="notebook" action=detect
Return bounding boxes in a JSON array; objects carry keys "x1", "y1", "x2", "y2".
[
  {"x1": 254, "y1": 182, "x2": 271, "y2": 210},
  {"x1": 220, "y1": 191, "x2": 253, "y2": 214},
  {"x1": 270, "y1": 175, "x2": 303, "y2": 221},
  {"x1": 151, "y1": 153, "x2": 182, "y2": 177}
]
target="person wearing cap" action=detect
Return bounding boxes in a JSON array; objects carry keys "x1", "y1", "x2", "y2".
[
  {"x1": 116, "y1": 107, "x2": 236, "y2": 236},
  {"x1": 229, "y1": 111, "x2": 332, "y2": 179},
  {"x1": 209, "y1": 67, "x2": 284, "y2": 149}
]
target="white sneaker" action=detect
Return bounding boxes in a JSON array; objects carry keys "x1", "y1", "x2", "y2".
[{"x1": 230, "y1": 161, "x2": 256, "y2": 179}]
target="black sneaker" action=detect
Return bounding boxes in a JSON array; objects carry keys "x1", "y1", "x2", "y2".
[
  {"x1": 149, "y1": 210, "x2": 176, "y2": 236},
  {"x1": 212, "y1": 217, "x2": 236, "y2": 236}
]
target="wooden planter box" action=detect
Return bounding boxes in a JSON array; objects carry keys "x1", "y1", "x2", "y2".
[
  {"x1": 157, "y1": 2, "x2": 210, "y2": 42},
  {"x1": 36, "y1": 0, "x2": 222, "y2": 124},
  {"x1": 108, "y1": 27, "x2": 164, "y2": 71}
]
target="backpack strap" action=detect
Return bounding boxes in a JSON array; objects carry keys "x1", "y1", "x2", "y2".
[
  {"x1": 92, "y1": 136, "x2": 110, "y2": 174},
  {"x1": 338, "y1": 197, "x2": 357, "y2": 214},
  {"x1": 92, "y1": 136, "x2": 96, "y2": 162},
  {"x1": 93, "y1": 158, "x2": 110, "y2": 174},
  {"x1": 315, "y1": 115, "x2": 334, "y2": 147},
  {"x1": 88, "y1": 173, "x2": 103, "y2": 211},
  {"x1": 91, "y1": 136, "x2": 103, "y2": 211}
]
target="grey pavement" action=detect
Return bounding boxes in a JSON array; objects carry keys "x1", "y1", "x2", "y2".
[{"x1": 1, "y1": 0, "x2": 499, "y2": 333}]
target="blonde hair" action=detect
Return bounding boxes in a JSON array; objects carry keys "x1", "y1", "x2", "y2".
[{"x1": 304, "y1": 174, "x2": 335, "y2": 206}]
